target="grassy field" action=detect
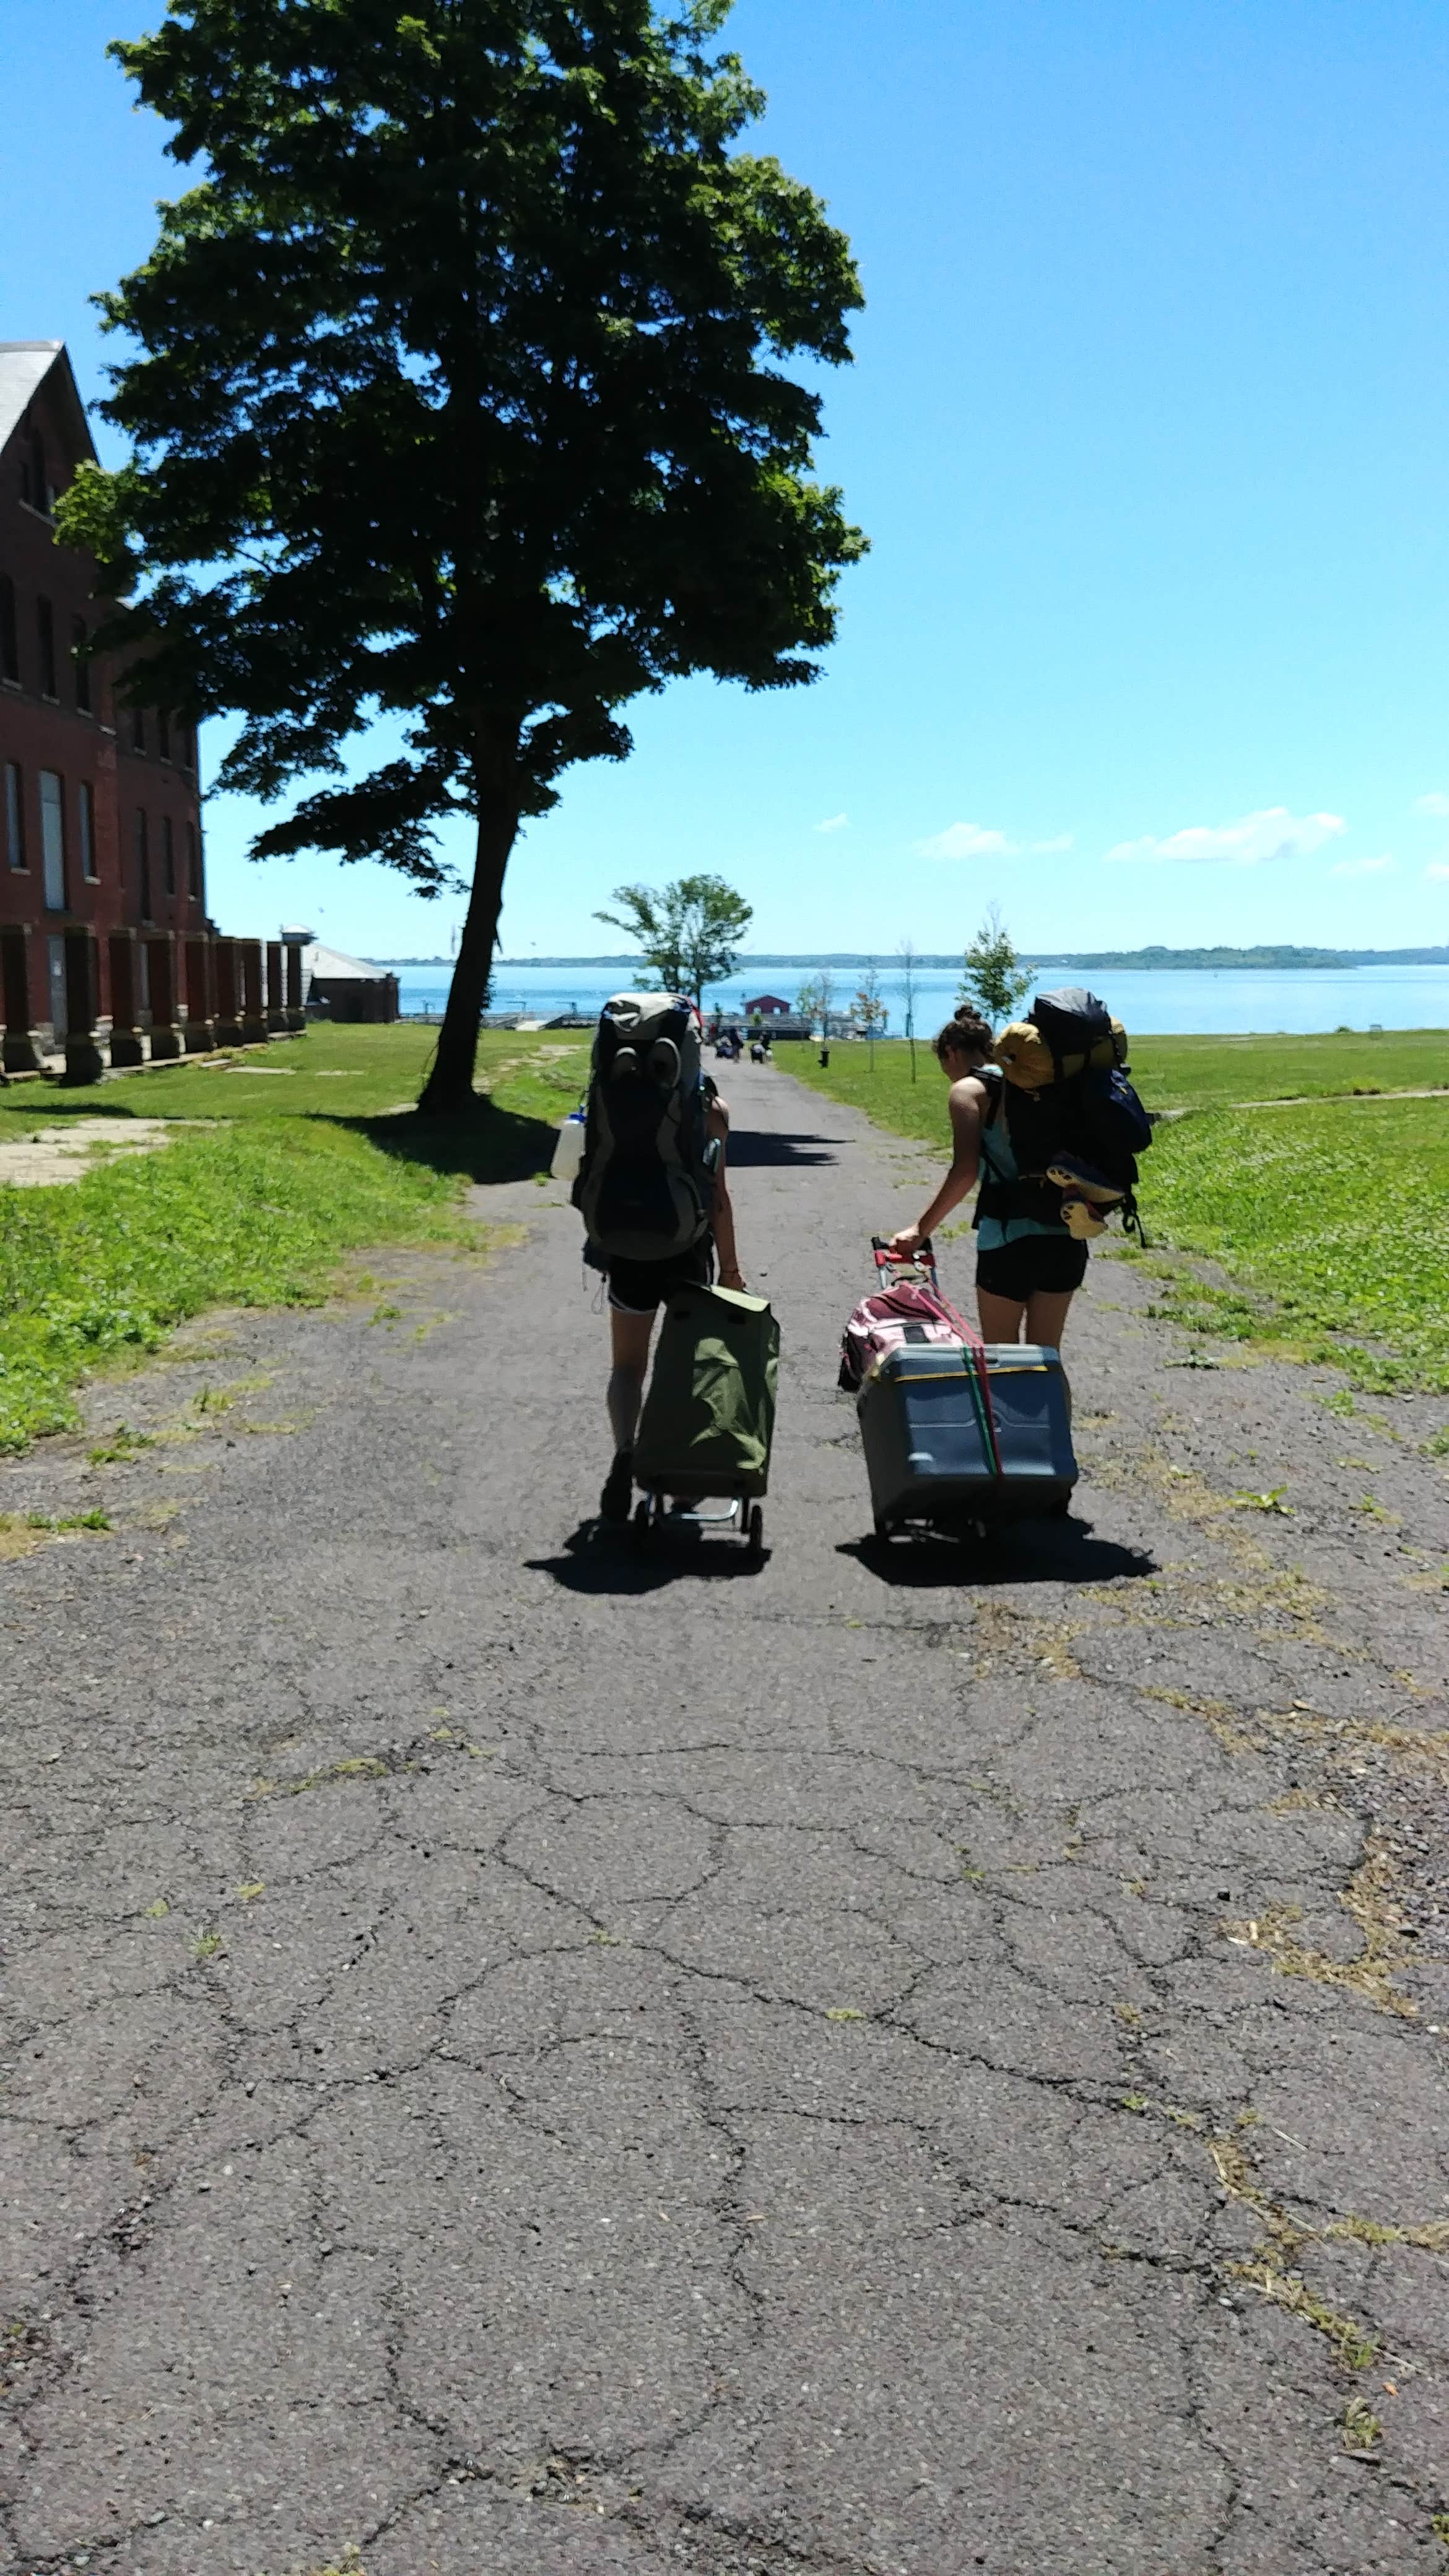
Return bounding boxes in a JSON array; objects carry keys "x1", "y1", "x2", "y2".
[
  {"x1": 0, "y1": 1020, "x2": 591, "y2": 1138},
  {"x1": 0, "y1": 1024, "x2": 592, "y2": 1453},
  {"x1": 779, "y1": 1033, "x2": 1449, "y2": 1391},
  {"x1": 777, "y1": 1027, "x2": 1448, "y2": 1130}
]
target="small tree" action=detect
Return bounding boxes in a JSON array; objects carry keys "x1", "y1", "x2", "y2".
[
  {"x1": 855, "y1": 963, "x2": 888, "y2": 1067},
  {"x1": 898, "y1": 938, "x2": 920, "y2": 1081},
  {"x1": 594, "y1": 874, "x2": 752, "y2": 1009},
  {"x1": 61, "y1": 0, "x2": 866, "y2": 1115},
  {"x1": 796, "y1": 968, "x2": 836, "y2": 1038},
  {"x1": 960, "y1": 903, "x2": 1031, "y2": 1028}
]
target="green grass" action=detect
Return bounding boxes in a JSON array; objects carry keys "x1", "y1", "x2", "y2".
[
  {"x1": 778, "y1": 1027, "x2": 1448, "y2": 1128},
  {"x1": 1129, "y1": 1095, "x2": 1449, "y2": 1390},
  {"x1": 0, "y1": 1026, "x2": 593, "y2": 1453},
  {"x1": 778, "y1": 1034, "x2": 1449, "y2": 1391},
  {"x1": 0, "y1": 1020, "x2": 591, "y2": 1136}
]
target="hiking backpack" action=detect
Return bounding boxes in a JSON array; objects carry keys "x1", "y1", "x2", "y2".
[
  {"x1": 988, "y1": 987, "x2": 1154, "y2": 1234},
  {"x1": 573, "y1": 993, "x2": 715, "y2": 1262}
]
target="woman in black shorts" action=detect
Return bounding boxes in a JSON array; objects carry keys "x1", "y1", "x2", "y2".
[
  {"x1": 598, "y1": 1082, "x2": 744, "y2": 1521},
  {"x1": 886, "y1": 1007, "x2": 1089, "y2": 1348}
]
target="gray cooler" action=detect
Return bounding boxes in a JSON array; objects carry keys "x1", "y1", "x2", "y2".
[{"x1": 858, "y1": 1342, "x2": 1077, "y2": 1534}]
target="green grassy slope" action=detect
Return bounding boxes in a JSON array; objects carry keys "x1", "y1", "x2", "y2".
[
  {"x1": 0, "y1": 1026, "x2": 593, "y2": 1452},
  {"x1": 778, "y1": 1033, "x2": 1449, "y2": 1389}
]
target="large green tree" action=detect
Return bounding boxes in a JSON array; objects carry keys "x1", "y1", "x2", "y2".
[{"x1": 61, "y1": 0, "x2": 866, "y2": 1112}]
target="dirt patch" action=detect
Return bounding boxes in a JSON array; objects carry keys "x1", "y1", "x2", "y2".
[{"x1": 0, "y1": 1116, "x2": 214, "y2": 1187}]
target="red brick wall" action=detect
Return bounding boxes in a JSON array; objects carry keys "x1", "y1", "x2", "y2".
[{"x1": 0, "y1": 357, "x2": 207, "y2": 1032}]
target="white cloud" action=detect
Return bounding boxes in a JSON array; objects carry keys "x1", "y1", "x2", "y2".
[
  {"x1": 1105, "y1": 806, "x2": 1347, "y2": 867},
  {"x1": 917, "y1": 820, "x2": 1014, "y2": 861},
  {"x1": 1412, "y1": 792, "x2": 1449, "y2": 816},
  {"x1": 1331, "y1": 853, "x2": 1396, "y2": 877},
  {"x1": 814, "y1": 812, "x2": 849, "y2": 833},
  {"x1": 1425, "y1": 860, "x2": 1449, "y2": 882}
]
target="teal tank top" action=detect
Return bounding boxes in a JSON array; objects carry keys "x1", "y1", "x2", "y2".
[{"x1": 975, "y1": 1079, "x2": 1068, "y2": 1249}]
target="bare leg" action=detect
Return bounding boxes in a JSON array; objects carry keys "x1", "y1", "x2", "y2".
[
  {"x1": 977, "y1": 1287, "x2": 1027, "y2": 1344},
  {"x1": 1024, "y1": 1288, "x2": 1076, "y2": 1351},
  {"x1": 607, "y1": 1307, "x2": 655, "y2": 1453}
]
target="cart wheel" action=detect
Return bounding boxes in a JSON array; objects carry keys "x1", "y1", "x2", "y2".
[
  {"x1": 873, "y1": 1514, "x2": 892, "y2": 1542},
  {"x1": 632, "y1": 1499, "x2": 650, "y2": 1551},
  {"x1": 746, "y1": 1503, "x2": 764, "y2": 1560}
]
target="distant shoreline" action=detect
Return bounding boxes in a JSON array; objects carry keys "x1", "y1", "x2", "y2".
[{"x1": 373, "y1": 946, "x2": 1449, "y2": 972}]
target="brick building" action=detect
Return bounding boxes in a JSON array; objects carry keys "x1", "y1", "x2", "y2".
[{"x1": 0, "y1": 341, "x2": 238, "y2": 1076}]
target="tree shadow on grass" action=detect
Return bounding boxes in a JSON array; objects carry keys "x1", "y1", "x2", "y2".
[
  {"x1": 332, "y1": 1100, "x2": 559, "y2": 1186},
  {"x1": 838, "y1": 1514, "x2": 1157, "y2": 1589}
]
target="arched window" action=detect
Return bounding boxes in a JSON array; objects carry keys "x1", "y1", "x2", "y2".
[
  {"x1": 186, "y1": 820, "x2": 201, "y2": 900},
  {"x1": 72, "y1": 617, "x2": 91, "y2": 713}
]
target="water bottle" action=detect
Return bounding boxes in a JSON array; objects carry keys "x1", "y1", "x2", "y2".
[{"x1": 550, "y1": 1108, "x2": 586, "y2": 1183}]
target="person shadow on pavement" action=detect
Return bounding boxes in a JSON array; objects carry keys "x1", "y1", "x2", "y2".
[{"x1": 528, "y1": 1520, "x2": 770, "y2": 1594}]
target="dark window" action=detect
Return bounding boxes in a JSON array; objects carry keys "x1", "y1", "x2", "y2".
[
  {"x1": 79, "y1": 781, "x2": 97, "y2": 881},
  {"x1": 179, "y1": 722, "x2": 195, "y2": 773},
  {"x1": 37, "y1": 597, "x2": 58, "y2": 699},
  {"x1": 186, "y1": 820, "x2": 201, "y2": 900},
  {"x1": 157, "y1": 708, "x2": 171, "y2": 761},
  {"x1": 23, "y1": 429, "x2": 50, "y2": 515},
  {"x1": 162, "y1": 814, "x2": 176, "y2": 897},
  {"x1": 136, "y1": 810, "x2": 152, "y2": 920},
  {"x1": 0, "y1": 575, "x2": 17, "y2": 684},
  {"x1": 4, "y1": 762, "x2": 24, "y2": 869},
  {"x1": 72, "y1": 616, "x2": 91, "y2": 713},
  {"x1": 130, "y1": 705, "x2": 145, "y2": 754}
]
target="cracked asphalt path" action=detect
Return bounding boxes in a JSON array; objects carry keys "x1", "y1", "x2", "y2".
[{"x1": 3, "y1": 1056, "x2": 1448, "y2": 2576}]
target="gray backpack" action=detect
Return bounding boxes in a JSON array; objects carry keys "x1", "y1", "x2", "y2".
[{"x1": 574, "y1": 993, "x2": 714, "y2": 1261}]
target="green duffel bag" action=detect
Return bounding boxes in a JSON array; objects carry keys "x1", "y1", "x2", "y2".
[{"x1": 634, "y1": 1284, "x2": 779, "y2": 1499}]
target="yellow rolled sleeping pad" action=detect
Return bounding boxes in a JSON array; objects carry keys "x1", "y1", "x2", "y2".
[{"x1": 993, "y1": 1016, "x2": 1128, "y2": 1090}]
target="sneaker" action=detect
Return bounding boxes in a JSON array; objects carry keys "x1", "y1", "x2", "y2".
[
  {"x1": 599, "y1": 1450, "x2": 634, "y2": 1523},
  {"x1": 1046, "y1": 1151, "x2": 1125, "y2": 1208}
]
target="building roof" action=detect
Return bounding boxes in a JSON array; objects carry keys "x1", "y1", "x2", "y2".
[
  {"x1": 302, "y1": 939, "x2": 387, "y2": 982},
  {"x1": 743, "y1": 993, "x2": 793, "y2": 1012},
  {"x1": 0, "y1": 342, "x2": 94, "y2": 464}
]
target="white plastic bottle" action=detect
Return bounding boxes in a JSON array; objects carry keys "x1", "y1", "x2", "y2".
[{"x1": 550, "y1": 1109, "x2": 586, "y2": 1183}]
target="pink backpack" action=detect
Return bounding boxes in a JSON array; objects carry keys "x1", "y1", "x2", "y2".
[{"x1": 838, "y1": 1282, "x2": 980, "y2": 1391}]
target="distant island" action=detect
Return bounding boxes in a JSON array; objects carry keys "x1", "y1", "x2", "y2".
[{"x1": 374, "y1": 944, "x2": 1449, "y2": 972}]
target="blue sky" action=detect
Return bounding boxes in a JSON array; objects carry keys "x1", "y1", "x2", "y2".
[{"x1": 4, "y1": 0, "x2": 1449, "y2": 958}]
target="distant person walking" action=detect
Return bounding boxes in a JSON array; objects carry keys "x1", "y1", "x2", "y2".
[{"x1": 887, "y1": 1007, "x2": 1088, "y2": 1347}]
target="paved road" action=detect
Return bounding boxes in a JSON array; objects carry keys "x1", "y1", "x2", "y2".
[{"x1": 3, "y1": 1057, "x2": 1448, "y2": 2576}]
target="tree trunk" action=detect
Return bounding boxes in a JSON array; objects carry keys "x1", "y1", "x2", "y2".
[{"x1": 417, "y1": 789, "x2": 519, "y2": 1116}]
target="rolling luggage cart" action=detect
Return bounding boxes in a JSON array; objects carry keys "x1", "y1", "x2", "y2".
[
  {"x1": 858, "y1": 1239, "x2": 1077, "y2": 1543},
  {"x1": 632, "y1": 1282, "x2": 778, "y2": 1562}
]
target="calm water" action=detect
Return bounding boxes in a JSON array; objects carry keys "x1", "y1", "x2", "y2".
[{"x1": 385, "y1": 959, "x2": 1449, "y2": 1037}]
